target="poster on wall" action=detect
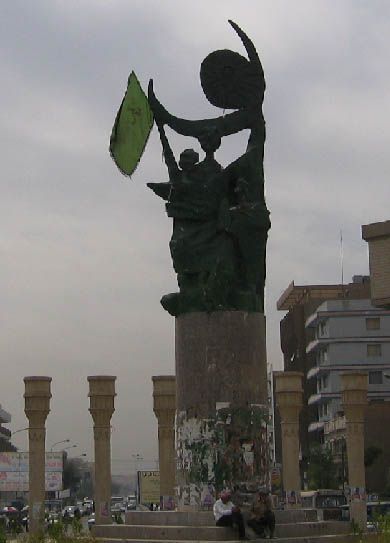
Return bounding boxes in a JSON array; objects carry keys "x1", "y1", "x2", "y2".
[
  {"x1": 138, "y1": 471, "x2": 160, "y2": 504},
  {"x1": 0, "y1": 452, "x2": 63, "y2": 491}
]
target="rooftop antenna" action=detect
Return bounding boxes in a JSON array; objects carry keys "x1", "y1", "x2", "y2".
[{"x1": 340, "y1": 229, "x2": 345, "y2": 295}]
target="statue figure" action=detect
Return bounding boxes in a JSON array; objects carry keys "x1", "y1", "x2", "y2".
[{"x1": 147, "y1": 21, "x2": 270, "y2": 316}]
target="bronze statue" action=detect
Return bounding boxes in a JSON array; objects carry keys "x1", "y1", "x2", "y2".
[{"x1": 147, "y1": 21, "x2": 270, "y2": 316}]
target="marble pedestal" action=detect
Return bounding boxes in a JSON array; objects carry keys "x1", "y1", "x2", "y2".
[{"x1": 175, "y1": 311, "x2": 269, "y2": 510}]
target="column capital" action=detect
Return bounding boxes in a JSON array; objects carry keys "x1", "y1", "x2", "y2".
[
  {"x1": 152, "y1": 375, "x2": 176, "y2": 419},
  {"x1": 274, "y1": 372, "x2": 303, "y2": 422},
  {"x1": 24, "y1": 376, "x2": 52, "y2": 422},
  {"x1": 88, "y1": 376, "x2": 116, "y2": 424},
  {"x1": 341, "y1": 372, "x2": 368, "y2": 414}
]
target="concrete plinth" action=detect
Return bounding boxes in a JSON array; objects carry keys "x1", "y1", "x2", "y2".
[
  {"x1": 274, "y1": 371, "x2": 303, "y2": 508},
  {"x1": 152, "y1": 376, "x2": 176, "y2": 508},
  {"x1": 341, "y1": 372, "x2": 368, "y2": 530},
  {"x1": 88, "y1": 376, "x2": 116, "y2": 524},
  {"x1": 175, "y1": 311, "x2": 269, "y2": 510},
  {"x1": 24, "y1": 376, "x2": 52, "y2": 534}
]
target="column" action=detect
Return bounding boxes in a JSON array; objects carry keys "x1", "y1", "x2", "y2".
[
  {"x1": 274, "y1": 371, "x2": 303, "y2": 508},
  {"x1": 88, "y1": 376, "x2": 116, "y2": 524},
  {"x1": 152, "y1": 376, "x2": 176, "y2": 508},
  {"x1": 24, "y1": 376, "x2": 52, "y2": 534},
  {"x1": 341, "y1": 372, "x2": 368, "y2": 530}
]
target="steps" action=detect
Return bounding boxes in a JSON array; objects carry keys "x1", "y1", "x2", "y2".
[{"x1": 92, "y1": 509, "x2": 355, "y2": 543}]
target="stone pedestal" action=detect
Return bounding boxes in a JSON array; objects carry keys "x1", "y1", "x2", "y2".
[
  {"x1": 24, "y1": 376, "x2": 52, "y2": 534},
  {"x1": 152, "y1": 376, "x2": 176, "y2": 508},
  {"x1": 341, "y1": 372, "x2": 368, "y2": 530},
  {"x1": 88, "y1": 376, "x2": 116, "y2": 524},
  {"x1": 274, "y1": 372, "x2": 303, "y2": 508},
  {"x1": 175, "y1": 311, "x2": 269, "y2": 510}
]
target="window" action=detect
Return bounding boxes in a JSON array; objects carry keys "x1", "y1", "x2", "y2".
[
  {"x1": 366, "y1": 317, "x2": 380, "y2": 330},
  {"x1": 369, "y1": 371, "x2": 383, "y2": 385},
  {"x1": 367, "y1": 344, "x2": 382, "y2": 357},
  {"x1": 323, "y1": 348, "x2": 328, "y2": 362},
  {"x1": 319, "y1": 322, "x2": 327, "y2": 336}
]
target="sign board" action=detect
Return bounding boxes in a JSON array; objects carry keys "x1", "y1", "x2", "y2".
[
  {"x1": 0, "y1": 452, "x2": 63, "y2": 491},
  {"x1": 138, "y1": 470, "x2": 160, "y2": 504}
]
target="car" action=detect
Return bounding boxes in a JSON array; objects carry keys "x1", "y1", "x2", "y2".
[
  {"x1": 62, "y1": 506, "x2": 81, "y2": 520},
  {"x1": 111, "y1": 503, "x2": 122, "y2": 514},
  {"x1": 83, "y1": 500, "x2": 94, "y2": 515},
  {"x1": 87, "y1": 513, "x2": 95, "y2": 530}
]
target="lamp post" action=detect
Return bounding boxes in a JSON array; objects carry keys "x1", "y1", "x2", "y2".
[
  {"x1": 50, "y1": 439, "x2": 70, "y2": 451},
  {"x1": 63, "y1": 445, "x2": 78, "y2": 452},
  {"x1": 132, "y1": 453, "x2": 143, "y2": 473}
]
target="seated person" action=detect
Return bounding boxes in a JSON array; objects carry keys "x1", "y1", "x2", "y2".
[
  {"x1": 247, "y1": 490, "x2": 276, "y2": 538},
  {"x1": 213, "y1": 490, "x2": 248, "y2": 540}
]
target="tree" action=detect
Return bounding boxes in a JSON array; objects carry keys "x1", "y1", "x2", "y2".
[
  {"x1": 364, "y1": 446, "x2": 382, "y2": 468},
  {"x1": 307, "y1": 444, "x2": 337, "y2": 489},
  {"x1": 63, "y1": 456, "x2": 93, "y2": 498}
]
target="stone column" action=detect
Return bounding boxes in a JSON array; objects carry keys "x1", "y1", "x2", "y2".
[
  {"x1": 274, "y1": 371, "x2": 303, "y2": 508},
  {"x1": 88, "y1": 376, "x2": 116, "y2": 524},
  {"x1": 152, "y1": 376, "x2": 176, "y2": 508},
  {"x1": 175, "y1": 311, "x2": 269, "y2": 510},
  {"x1": 341, "y1": 372, "x2": 368, "y2": 530},
  {"x1": 24, "y1": 376, "x2": 52, "y2": 534}
]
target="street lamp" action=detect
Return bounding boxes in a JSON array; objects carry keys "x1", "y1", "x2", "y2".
[
  {"x1": 63, "y1": 444, "x2": 78, "y2": 451},
  {"x1": 50, "y1": 439, "x2": 70, "y2": 451},
  {"x1": 132, "y1": 453, "x2": 143, "y2": 473}
]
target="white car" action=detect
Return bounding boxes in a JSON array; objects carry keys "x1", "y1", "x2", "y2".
[{"x1": 87, "y1": 513, "x2": 95, "y2": 530}]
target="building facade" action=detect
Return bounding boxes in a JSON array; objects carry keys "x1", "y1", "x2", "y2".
[
  {"x1": 306, "y1": 298, "x2": 390, "y2": 430},
  {"x1": 275, "y1": 276, "x2": 371, "y2": 474}
]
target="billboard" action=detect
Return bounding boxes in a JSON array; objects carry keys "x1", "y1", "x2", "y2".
[
  {"x1": 0, "y1": 452, "x2": 63, "y2": 491},
  {"x1": 137, "y1": 470, "x2": 160, "y2": 504}
]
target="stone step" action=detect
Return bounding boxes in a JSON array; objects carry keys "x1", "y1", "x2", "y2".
[
  {"x1": 94, "y1": 535, "x2": 364, "y2": 543},
  {"x1": 125, "y1": 509, "x2": 318, "y2": 526},
  {"x1": 94, "y1": 525, "x2": 233, "y2": 541},
  {"x1": 93, "y1": 521, "x2": 350, "y2": 540},
  {"x1": 275, "y1": 521, "x2": 349, "y2": 538}
]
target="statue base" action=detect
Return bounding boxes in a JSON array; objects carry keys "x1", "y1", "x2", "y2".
[
  {"x1": 162, "y1": 289, "x2": 263, "y2": 317},
  {"x1": 175, "y1": 311, "x2": 269, "y2": 511}
]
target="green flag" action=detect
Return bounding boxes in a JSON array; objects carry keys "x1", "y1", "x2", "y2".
[{"x1": 110, "y1": 71, "x2": 154, "y2": 178}]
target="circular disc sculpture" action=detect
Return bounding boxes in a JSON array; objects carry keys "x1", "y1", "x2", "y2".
[{"x1": 200, "y1": 49, "x2": 264, "y2": 109}]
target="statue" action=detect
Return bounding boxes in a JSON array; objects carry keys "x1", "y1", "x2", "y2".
[{"x1": 147, "y1": 21, "x2": 270, "y2": 316}]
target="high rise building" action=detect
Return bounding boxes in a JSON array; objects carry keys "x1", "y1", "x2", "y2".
[
  {"x1": 305, "y1": 297, "x2": 390, "y2": 430},
  {"x1": 275, "y1": 276, "x2": 371, "y2": 479}
]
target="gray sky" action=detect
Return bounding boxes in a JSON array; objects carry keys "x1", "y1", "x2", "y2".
[{"x1": 1, "y1": 1, "x2": 389, "y2": 474}]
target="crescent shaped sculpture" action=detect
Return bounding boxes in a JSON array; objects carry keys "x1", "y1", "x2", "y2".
[{"x1": 148, "y1": 20, "x2": 265, "y2": 137}]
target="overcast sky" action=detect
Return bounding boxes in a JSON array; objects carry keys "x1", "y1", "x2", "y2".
[{"x1": 1, "y1": 1, "x2": 389, "y2": 474}]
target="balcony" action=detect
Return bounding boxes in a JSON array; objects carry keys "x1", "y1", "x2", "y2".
[
  {"x1": 308, "y1": 421, "x2": 325, "y2": 432},
  {"x1": 306, "y1": 338, "x2": 332, "y2": 354},
  {"x1": 0, "y1": 426, "x2": 11, "y2": 438}
]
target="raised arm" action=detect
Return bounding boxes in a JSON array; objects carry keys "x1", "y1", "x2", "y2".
[{"x1": 157, "y1": 121, "x2": 180, "y2": 180}]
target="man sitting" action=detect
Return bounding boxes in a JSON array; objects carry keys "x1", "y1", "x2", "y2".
[
  {"x1": 213, "y1": 490, "x2": 248, "y2": 540},
  {"x1": 247, "y1": 490, "x2": 276, "y2": 538}
]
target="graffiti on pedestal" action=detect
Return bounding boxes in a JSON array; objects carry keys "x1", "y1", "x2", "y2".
[{"x1": 176, "y1": 402, "x2": 270, "y2": 509}]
